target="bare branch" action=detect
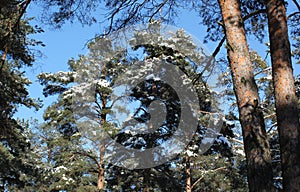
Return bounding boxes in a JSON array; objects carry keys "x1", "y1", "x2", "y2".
[
  {"x1": 264, "y1": 113, "x2": 276, "y2": 120},
  {"x1": 229, "y1": 137, "x2": 244, "y2": 145},
  {"x1": 293, "y1": 0, "x2": 300, "y2": 11},
  {"x1": 288, "y1": 11, "x2": 300, "y2": 19},
  {"x1": 148, "y1": 0, "x2": 169, "y2": 22},
  {"x1": 254, "y1": 67, "x2": 271, "y2": 76},
  {"x1": 267, "y1": 123, "x2": 277, "y2": 134}
]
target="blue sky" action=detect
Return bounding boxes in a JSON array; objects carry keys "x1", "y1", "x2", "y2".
[
  {"x1": 16, "y1": 4, "x2": 103, "y2": 121},
  {"x1": 15, "y1": 3, "x2": 300, "y2": 122}
]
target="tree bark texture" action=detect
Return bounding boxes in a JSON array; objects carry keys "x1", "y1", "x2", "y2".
[
  {"x1": 97, "y1": 144, "x2": 105, "y2": 191},
  {"x1": 265, "y1": 0, "x2": 300, "y2": 191},
  {"x1": 98, "y1": 94, "x2": 107, "y2": 191},
  {"x1": 186, "y1": 156, "x2": 192, "y2": 192},
  {"x1": 143, "y1": 169, "x2": 150, "y2": 192},
  {"x1": 217, "y1": 0, "x2": 274, "y2": 191}
]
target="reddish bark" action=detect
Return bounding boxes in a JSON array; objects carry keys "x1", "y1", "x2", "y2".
[
  {"x1": 218, "y1": 0, "x2": 274, "y2": 191},
  {"x1": 97, "y1": 144, "x2": 105, "y2": 191},
  {"x1": 186, "y1": 156, "x2": 191, "y2": 192},
  {"x1": 265, "y1": 0, "x2": 300, "y2": 190},
  {"x1": 97, "y1": 93, "x2": 108, "y2": 191}
]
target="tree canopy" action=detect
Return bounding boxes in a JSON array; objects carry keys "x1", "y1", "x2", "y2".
[{"x1": 1, "y1": 0, "x2": 300, "y2": 191}]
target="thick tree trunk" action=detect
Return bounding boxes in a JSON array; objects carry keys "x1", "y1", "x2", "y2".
[
  {"x1": 217, "y1": 0, "x2": 274, "y2": 191},
  {"x1": 265, "y1": 0, "x2": 300, "y2": 190},
  {"x1": 185, "y1": 156, "x2": 192, "y2": 192}
]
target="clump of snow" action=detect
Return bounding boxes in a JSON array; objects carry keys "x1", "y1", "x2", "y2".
[
  {"x1": 54, "y1": 165, "x2": 67, "y2": 173},
  {"x1": 222, "y1": 117, "x2": 234, "y2": 126},
  {"x1": 62, "y1": 174, "x2": 75, "y2": 184},
  {"x1": 186, "y1": 149, "x2": 198, "y2": 157},
  {"x1": 234, "y1": 149, "x2": 245, "y2": 156},
  {"x1": 216, "y1": 135, "x2": 231, "y2": 147}
]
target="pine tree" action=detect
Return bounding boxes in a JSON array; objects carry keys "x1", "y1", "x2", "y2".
[
  {"x1": 38, "y1": 22, "x2": 240, "y2": 191},
  {"x1": 0, "y1": 0, "x2": 43, "y2": 190},
  {"x1": 38, "y1": 35, "x2": 128, "y2": 190}
]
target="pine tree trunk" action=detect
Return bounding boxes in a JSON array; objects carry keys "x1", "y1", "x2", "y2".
[
  {"x1": 97, "y1": 94, "x2": 107, "y2": 191},
  {"x1": 265, "y1": 0, "x2": 300, "y2": 190},
  {"x1": 185, "y1": 156, "x2": 192, "y2": 192},
  {"x1": 97, "y1": 144, "x2": 105, "y2": 191},
  {"x1": 143, "y1": 169, "x2": 150, "y2": 192},
  {"x1": 217, "y1": 0, "x2": 274, "y2": 191}
]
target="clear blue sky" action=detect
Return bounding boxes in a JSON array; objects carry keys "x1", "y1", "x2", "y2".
[{"x1": 15, "y1": 3, "x2": 300, "y2": 123}]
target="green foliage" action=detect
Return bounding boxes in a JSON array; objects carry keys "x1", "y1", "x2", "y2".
[
  {"x1": 37, "y1": 35, "x2": 129, "y2": 190},
  {"x1": 191, "y1": 154, "x2": 247, "y2": 191},
  {"x1": 35, "y1": 21, "x2": 250, "y2": 191},
  {"x1": 288, "y1": 1, "x2": 300, "y2": 63},
  {"x1": 27, "y1": 0, "x2": 300, "y2": 190},
  {"x1": 0, "y1": 1, "x2": 44, "y2": 190},
  {"x1": 1, "y1": 0, "x2": 299, "y2": 191},
  {"x1": 0, "y1": 49, "x2": 41, "y2": 192},
  {"x1": 38, "y1": 0, "x2": 100, "y2": 28},
  {"x1": 0, "y1": 119, "x2": 42, "y2": 191},
  {"x1": 0, "y1": 1, "x2": 44, "y2": 66}
]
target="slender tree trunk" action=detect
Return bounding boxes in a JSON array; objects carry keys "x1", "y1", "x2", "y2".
[
  {"x1": 97, "y1": 94, "x2": 108, "y2": 191},
  {"x1": 265, "y1": 0, "x2": 300, "y2": 190},
  {"x1": 185, "y1": 156, "x2": 192, "y2": 192},
  {"x1": 217, "y1": 0, "x2": 274, "y2": 191},
  {"x1": 47, "y1": 147, "x2": 52, "y2": 164},
  {"x1": 143, "y1": 169, "x2": 150, "y2": 192},
  {"x1": 97, "y1": 144, "x2": 105, "y2": 191},
  {"x1": 0, "y1": 180, "x2": 4, "y2": 192}
]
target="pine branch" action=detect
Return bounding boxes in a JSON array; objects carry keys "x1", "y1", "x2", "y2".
[
  {"x1": 74, "y1": 151, "x2": 100, "y2": 168},
  {"x1": 0, "y1": 0, "x2": 32, "y2": 70},
  {"x1": 15, "y1": 0, "x2": 32, "y2": 29},
  {"x1": 191, "y1": 166, "x2": 226, "y2": 190},
  {"x1": 288, "y1": 11, "x2": 300, "y2": 19},
  {"x1": 243, "y1": 9, "x2": 267, "y2": 21}
]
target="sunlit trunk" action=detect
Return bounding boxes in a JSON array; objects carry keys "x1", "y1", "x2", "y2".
[
  {"x1": 97, "y1": 144, "x2": 105, "y2": 191},
  {"x1": 217, "y1": 0, "x2": 274, "y2": 191},
  {"x1": 97, "y1": 93, "x2": 108, "y2": 191}
]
